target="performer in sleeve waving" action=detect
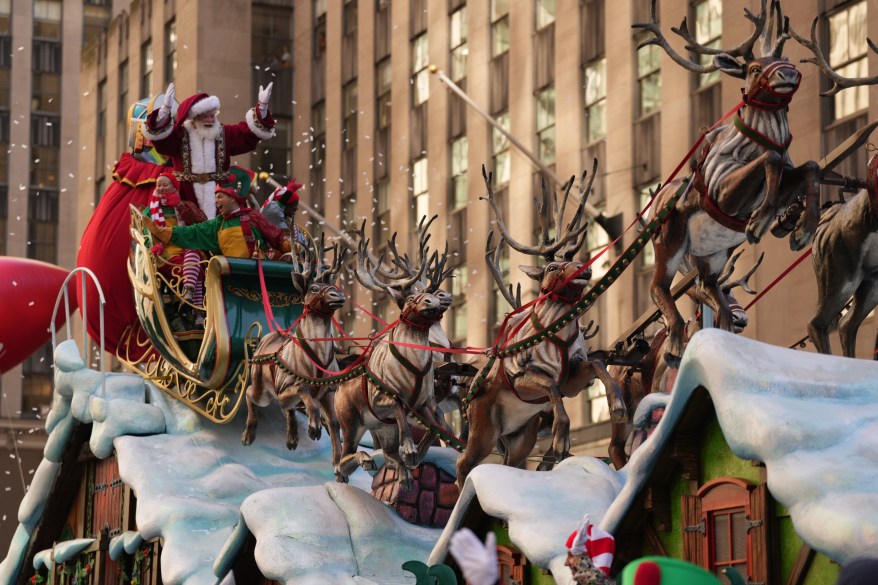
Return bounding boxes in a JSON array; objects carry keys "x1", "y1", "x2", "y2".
[{"x1": 142, "y1": 81, "x2": 276, "y2": 219}]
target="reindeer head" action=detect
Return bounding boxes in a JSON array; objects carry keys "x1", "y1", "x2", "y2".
[
  {"x1": 634, "y1": 0, "x2": 878, "y2": 108},
  {"x1": 483, "y1": 161, "x2": 598, "y2": 308},
  {"x1": 291, "y1": 233, "x2": 348, "y2": 317},
  {"x1": 399, "y1": 291, "x2": 449, "y2": 328}
]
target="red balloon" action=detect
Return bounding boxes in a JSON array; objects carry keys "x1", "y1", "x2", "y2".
[
  {"x1": 0, "y1": 257, "x2": 76, "y2": 374},
  {"x1": 76, "y1": 153, "x2": 165, "y2": 361}
]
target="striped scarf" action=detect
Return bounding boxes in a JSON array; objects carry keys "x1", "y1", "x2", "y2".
[{"x1": 148, "y1": 189, "x2": 169, "y2": 227}]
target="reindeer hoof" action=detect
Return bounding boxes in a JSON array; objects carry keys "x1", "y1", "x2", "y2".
[
  {"x1": 789, "y1": 227, "x2": 813, "y2": 252},
  {"x1": 357, "y1": 452, "x2": 376, "y2": 471},
  {"x1": 241, "y1": 432, "x2": 254, "y2": 446},
  {"x1": 286, "y1": 435, "x2": 298, "y2": 450},
  {"x1": 335, "y1": 470, "x2": 349, "y2": 484},
  {"x1": 308, "y1": 426, "x2": 322, "y2": 441}
]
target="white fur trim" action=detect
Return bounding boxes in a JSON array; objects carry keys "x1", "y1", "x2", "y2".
[
  {"x1": 183, "y1": 120, "x2": 219, "y2": 175},
  {"x1": 142, "y1": 117, "x2": 174, "y2": 141},
  {"x1": 245, "y1": 108, "x2": 275, "y2": 140},
  {"x1": 187, "y1": 95, "x2": 221, "y2": 119},
  {"x1": 193, "y1": 182, "x2": 217, "y2": 220}
]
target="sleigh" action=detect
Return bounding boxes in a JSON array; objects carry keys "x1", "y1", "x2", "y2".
[{"x1": 126, "y1": 207, "x2": 303, "y2": 423}]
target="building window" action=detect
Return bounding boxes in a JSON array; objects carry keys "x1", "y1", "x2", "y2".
[
  {"x1": 535, "y1": 0, "x2": 555, "y2": 29},
  {"x1": 492, "y1": 112, "x2": 510, "y2": 186},
  {"x1": 34, "y1": 0, "x2": 62, "y2": 40},
  {"x1": 536, "y1": 86, "x2": 555, "y2": 166},
  {"x1": 342, "y1": 193, "x2": 357, "y2": 229},
  {"x1": 83, "y1": 0, "x2": 111, "y2": 44},
  {"x1": 449, "y1": 265, "x2": 468, "y2": 344},
  {"x1": 343, "y1": 81, "x2": 358, "y2": 147},
  {"x1": 343, "y1": 0, "x2": 357, "y2": 36},
  {"x1": 683, "y1": 479, "x2": 769, "y2": 584},
  {"x1": 491, "y1": 0, "x2": 509, "y2": 57},
  {"x1": 450, "y1": 5, "x2": 467, "y2": 82},
  {"x1": 310, "y1": 100, "x2": 326, "y2": 205},
  {"x1": 637, "y1": 43, "x2": 661, "y2": 117},
  {"x1": 584, "y1": 205, "x2": 610, "y2": 280},
  {"x1": 828, "y1": 1, "x2": 868, "y2": 120},
  {"x1": 22, "y1": 342, "x2": 53, "y2": 417},
  {"x1": 451, "y1": 136, "x2": 468, "y2": 210},
  {"x1": 412, "y1": 33, "x2": 429, "y2": 106},
  {"x1": 27, "y1": 189, "x2": 58, "y2": 263},
  {"x1": 693, "y1": 0, "x2": 722, "y2": 87},
  {"x1": 141, "y1": 39, "x2": 153, "y2": 97},
  {"x1": 376, "y1": 57, "x2": 392, "y2": 129},
  {"x1": 314, "y1": 0, "x2": 328, "y2": 58},
  {"x1": 118, "y1": 60, "x2": 129, "y2": 122},
  {"x1": 412, "y1": 156, "x2": 429, "y2": 223},
  {"x1": 583, "y1": 58, "x2": 607, "y2": 143},
  {"x1": 375, "y1": 177, "x2": 390, "y2": 247},
  {"x1": 638, "y1": 184, "x2": 657, "y2": 267},
  {"x1": 164, "y1": 20, "x2": 176, "y2": 85}
]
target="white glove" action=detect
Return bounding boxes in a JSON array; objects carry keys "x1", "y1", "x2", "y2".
[
  {"x1": 257, "y1": 82, "x2": 273, "y2": 117},
  {"x1": 157, "y1": 82, "x2": 175, "y2": 124},
  {"x1": 449, "y1": 529, "x2": 498, "y2": 585}
]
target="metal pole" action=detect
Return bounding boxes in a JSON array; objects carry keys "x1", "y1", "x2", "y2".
[{"x1": 431, "y1": 66, "x2": 623, "y2": 241}]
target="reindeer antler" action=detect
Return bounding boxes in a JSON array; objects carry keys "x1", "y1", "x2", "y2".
[
  {"x1": 632, "y1": 0, "x2": 769, "y2": 73},
  {"x1": 790, "y1": 16, "x2": 878, "y2": 97},
  {"x1": 425, "y1": 242, "x2": 454, "y2": 293},
  {"x1": 481, "y1": 164, "x2": 592, "y2": 262},
  {"x1": 485, "y1": 231, "x2": 521, "y2": 310},
  {"x1": 718, "y1": 250, "x2": 765, "y2": 295}
]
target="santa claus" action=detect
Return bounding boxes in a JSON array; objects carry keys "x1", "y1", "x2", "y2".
[{"x1": 141, "y1": 81, "x2": 275, "y2": 219}]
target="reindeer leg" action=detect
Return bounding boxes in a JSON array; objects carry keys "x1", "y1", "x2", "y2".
[
  {"x1": 241, "y1": 365, "x2": 264, "y2": 446},
  {"x1": 336, "y1": 381, "x2": 375, "y2": 481},
  {"x1": 392, "y1": 401, "x2": 419, "y2": 470},
  {"x1": 546, "y1": 382, "x2": 571, "y2": 462},
  {"x1": 692, "y1": 251, "x2": 735, "y2": 332},
  {"x1": 455, "y1": 395, "x2": 501, "y2": 489},
  {"x1": 808, "y1": 246, "x2": 857, "y2": 355},
  {"x1": 651, "y1": 257, "x2": 686, "y2": 366},
  {"x1": 300, "y1": 387, "x2": 323, "y2": 441},
  {"x1": 782, "y1": 161, "x2": 821, "y2": 251},
  {"x1": 839, "y1": 278, "x2": 878, "y2": 358},
  {"x1": 590, "y1": 361, "x2": 626, "y2": 423},
  {"x1": 713, "y1": 150, "x2": 783, "y2": 245},
  {"x1": 608, "y1": 421, "x2": 631, "y2": 470},
  {"x1": 319, "y1": 390, "x2": 345, "y2": 482},
  {"x1": 501, "y1": 414, "x2": 541, "y2": 470},
  {"x1": 284, "y1": 408, "x2": 299, "y2": 450}
]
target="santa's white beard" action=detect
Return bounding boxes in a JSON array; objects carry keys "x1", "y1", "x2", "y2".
[
  {"x1": 183, "y1": 118, "x2": 223, "y2": 219},
  {"x1": 190, "y1": 119, "x2": 222, "y2": 141}
]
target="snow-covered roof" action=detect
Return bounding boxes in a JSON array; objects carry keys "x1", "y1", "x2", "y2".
[
  {"x1": 431, "y1": 329, "x2": 878, "y2": 581},
  {"x1": 0, "y1": 340, "x2": 440, "y2": 585},
  {"x1": 5, "y1": 329, "x2": 878, "y2": 585}
]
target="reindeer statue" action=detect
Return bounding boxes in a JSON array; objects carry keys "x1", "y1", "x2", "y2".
[
  {"x1": 634, "y1": 0, "x2": 878, "y2": 365},
  {"x1": 608, "y1": 250, "x2": 762, "y2": 469},
  {"x1": 808, "y1": 152, "x2": 878, "y2": 357},
  {"x1": 455, "y1": 165, "x2": 625, "y2": 487},
  {"x1": 242, "y1": 235, "x2": 348, "y2": 480},
  {"x1": 334, "y1": 227, "x2": 456, "y2": 489}
]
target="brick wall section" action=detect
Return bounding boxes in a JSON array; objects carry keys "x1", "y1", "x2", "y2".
[{"x1": 371, "y1": 462, "x2": 460, "y2": 528}]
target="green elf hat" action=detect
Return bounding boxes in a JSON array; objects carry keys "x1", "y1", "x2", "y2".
[
  {"x1": 216, "y1": 166, "x2": 256, "y2": 205},
  {"x1": 620, "y1": 557, "x2": 725, "y2": 585}
]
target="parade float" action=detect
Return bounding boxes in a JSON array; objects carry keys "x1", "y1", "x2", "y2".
[{"x1": 3, "y1": 0, "x2": 878, "y2": 583}]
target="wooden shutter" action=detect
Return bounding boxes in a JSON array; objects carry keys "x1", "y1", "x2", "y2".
[
  {"x1": 748, "y1": 483, "x2": 770, "y2": 585},
  {"x1": 682, "y1": 493, "x2": 705, "y2": 567}
]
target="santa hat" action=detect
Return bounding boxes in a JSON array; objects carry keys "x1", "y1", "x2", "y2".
[
  {"x1": 216, "y1": 166, "x2": 256, "y2": 204},
  {"x1": 176, "y1": 93, "x2": 221, "y2": 126},
  {"x1": 262, "y1": 178, "x2": 303, "y2": 209},
  {"x1": 566, "y1": 514, "x2": 615, "y2": 577},
  {"x1": 157, "y1": 171, "x2": 179, "y2": 192}
]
